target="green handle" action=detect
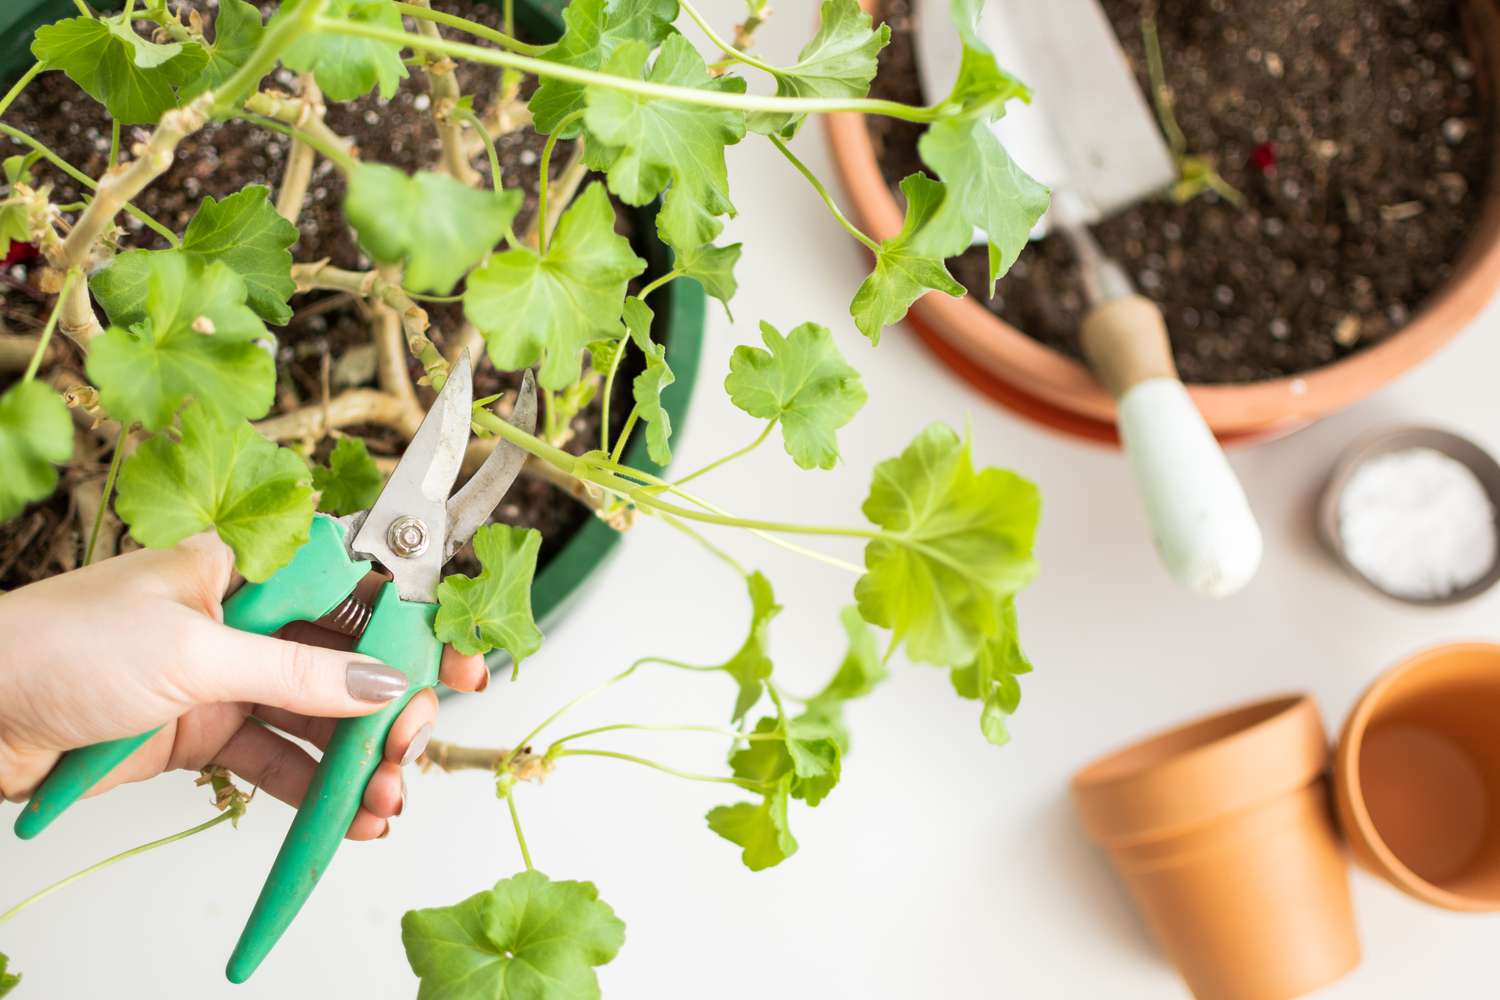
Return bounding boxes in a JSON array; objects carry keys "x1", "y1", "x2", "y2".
[
  {"x1": 12, "y1": 516, "x2": 369, "y2": 840},
  {"x1": 226, "y1": 583, "x2": 442, "y2": 984}
]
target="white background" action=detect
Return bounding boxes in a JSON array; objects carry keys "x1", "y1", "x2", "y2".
[{"x1": 6, "y1": 1, "x2": 1500, "y2": 996}]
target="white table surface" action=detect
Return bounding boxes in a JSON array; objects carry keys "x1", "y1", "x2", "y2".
[{"x1": 6, "y1": 4, "x2": 1500, "y2": 996}]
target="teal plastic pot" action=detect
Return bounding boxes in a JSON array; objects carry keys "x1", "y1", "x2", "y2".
[{"x1": 0, "y1": 0, "x2": 706, "y2": 673}]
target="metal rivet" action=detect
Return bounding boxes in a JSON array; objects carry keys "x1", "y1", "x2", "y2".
[{"x1": 387, "y1": 515, "x2": 429, "y2": 557}]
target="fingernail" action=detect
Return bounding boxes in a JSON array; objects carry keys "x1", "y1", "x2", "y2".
[
  {"x1": 347, "y1": 661, "x2": 408, "y2": 703},
  {"x1": 397, "y1": 775, "x2": 407, "y2": 816},
  {"x1": 379, "y1": 821, "x2": 392, "y2": 840},
  {"x1": 401, "y1": 723, "x2": 432, "y2": 767},
  {"x1": 476, "y1": 670, "x2": 490, "y2": 693}
]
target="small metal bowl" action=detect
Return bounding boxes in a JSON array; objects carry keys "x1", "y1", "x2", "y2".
[{"x1": 1318, "y1": 426, "x2": 1500, "y2": 606}]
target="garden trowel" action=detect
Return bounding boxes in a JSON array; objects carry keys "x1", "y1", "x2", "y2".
[{"x1": 916, "y1": 0, "x2": 1263, "y2": 598}]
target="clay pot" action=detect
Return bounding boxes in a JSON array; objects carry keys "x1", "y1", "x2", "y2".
[
  {"x1": 1334, "y1": 643, "x2": 1500, "y2": 910},
  {"x1": 824, "y1": 0, "x2": 1500, "y2": 441},
  {"x1": 1072, "y1": 696, "x2": 1359, "y2": 1000}
]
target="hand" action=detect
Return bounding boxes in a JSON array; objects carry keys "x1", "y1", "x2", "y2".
[{"x1": 0, "y1": 532, "x2": 489, "y2": 839}]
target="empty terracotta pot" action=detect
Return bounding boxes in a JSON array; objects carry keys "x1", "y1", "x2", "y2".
[
  {"x1": 824, "y1": 0, "x2": 1500, "y2": 441},
  {"x1": 1073, "y1": 696, "x2": 1359, "y2": 1000},
  {"x1": 1334, "y1": 643, "x2": 1500, "y2": 910}
]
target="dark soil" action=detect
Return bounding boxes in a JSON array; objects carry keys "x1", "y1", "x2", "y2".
[
  {"x1": 0, "y1": 0, "x2": 645, "y2": 590},
  {"x1": 867, "y1": 0, "x2": 1492, "y2": 383}
]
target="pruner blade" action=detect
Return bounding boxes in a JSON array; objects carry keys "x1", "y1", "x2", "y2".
[
  {"x1": 444, "y1": 369, "x2": 537, "y2": 560},
  {"x1": 349, "y1": 351, "x2": 475, "y2": 602}
]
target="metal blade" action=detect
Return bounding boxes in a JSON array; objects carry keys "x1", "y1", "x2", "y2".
[
  {"x1": 444, "y1": 369, "x2": 538, "y2": 560},
  {"x1": 350, "y1": 351, "x2": 474, "y2": 602}
]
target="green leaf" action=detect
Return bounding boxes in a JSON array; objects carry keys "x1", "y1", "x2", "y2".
[
  {"x1": 918, "y1": 117, "x2": 1049, "y2": 293},
  {"x1": 672, "y1": 241, "x2": 740, "y2": 317},
  {"x1": 949, "y1": 597, "x2": 1030, "y2": 746},
  {"x1": 276, "y1": 0, "x2": 407, "y2": 101},
  {"x1": 91, "y1": 185, "x2": 298, "y2": 326},
  {"x1": 0, "y1": 950, "x2": 19, "y2": 998},
  {"x1": 850, "y1": 173, "x2": 965, "y2": 344},
  {"x1": 312, "y1": 436, "x2": 383, "y2": 515},
  {"x1": 623, "y1": 296, "x2": 674, "y2": 464},
  {"x1": 725, "y1": 320, "x2": 866, "y2": 471},
  {"x1": 706, "y1": 774, "x2": 798, "y2": 871},
  {"x1": 719, "y1": 570, "x2": 781, "y2": 723},
  {"x1": 728, "y1": 716, "x2": 842, "y2": 807},
  {"x1": 583, "y1": 35, "x2": 747, "y2": 253},
  {"x1": 435, "y1": 524, "x2": 543, "y2": 661},
  {"x1": 116, "y1": 403, "x2": 315, "y2": 582},
  {"x1": 0, "y1": 381, "x2": 73, "y2": 522},
  {"x1": 856, "y1": 422, "x2": 1040, "y2": 668},
  {"x1": 750, "y1": 0, "x2": 889, "y2": 138},
  {"x1": 796, "y1": 605, "x2": 887, "y2": 752},
  {"x1": 402, "y1": 870, "x2": 625, "y2": 1000},
  {"x1": 86, "y1": 254, "x2": 275, "y2": 431},
  {"x1": 528, "y1": 0, "x2": 679, "y2": 135},
  {"x1": 179, "y1": 0, "x2": 264, "y2": 100},
  {"x1": 31, "y1": 14, "x2": 208, "y2": 124},
  {"x1": 344, "y1": 163, "x2": 521, "y2": 295},
  {"x1": 464, "y1": 182, "x2": 645, "y2": 391}
]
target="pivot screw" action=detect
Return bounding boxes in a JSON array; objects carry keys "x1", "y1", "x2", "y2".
[{"x1": 387, "y1": 515, "x2": 429, "y2": 557}]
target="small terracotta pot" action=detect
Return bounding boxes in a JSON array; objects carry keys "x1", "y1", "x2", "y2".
[
  {"x1": 825, "y1": 0, "x2": 1500, "y2": 441},
  {"x1": 1073, "y1": 696, "x2": 1359, "y2": 1000},
  {"x1": 1334, "y1": 643, "x2": 1500, "y2": 910}
]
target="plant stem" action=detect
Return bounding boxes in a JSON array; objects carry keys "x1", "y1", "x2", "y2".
[
  {"x1": 0, "y1": 812, "x2": 233, "y2": 926},
  {"x1": 770, "y1": 134, "x2": 880, "y2": 252},
  {"x1": 409, "y1": 0, "x2": 482, "y2": 186},
  {"x1": 275, "y1": 74, "x2": 322, "y2": 221},
  {"x1": 609, "y1": 410, "x2": 639, "y2": 465},
  {"x1": 678, "y1": 0, "x2": 780, "y2": 75},
  {"x1": 657, "y1": 511, "x2": 748, "y2": 577},
  {"x1": 456, "y1": 108, "x2": 502, "y2": 192},
  {"x1": 84, "y1": 425, "x2": 127, "y2": 565},
  {"x1": 673, "y1": 421, "x2": 774, "y2": 487},
  {"x1": 598, "y1": 269, "x2": 679, "y2": 451},
  {"x1": 108, "y1": 119, "x2": 120, "y2": 169},
  {"x1": 551, "y1": 748, "x2": 766, "y2": 791},
  {"x1": 393, "y1": 1, "x2": 548, "y2": 57},
  {"x1": 211, "y1": 0, "x2": 327, "y2": 116},
  {"x1": 240, "y1": 112, "x2": 355, "y2": 172},
  {"x1": 546, "y1": 722, "x2": 771, "y2": 749},
  {"x1": 504, "y1": 791, "x2": 535, "y2": 870},
  {"x1": 23, "y1": 268, "x2": 77, "y2": 382},
  {"x1": 312, "y1": 19, "x2": 947, "y2": 123},
  {"x1": 0, "y1": 124, "x2": 179, "y2": 244},
  {"x1": 536, "y1": 110, "x2": 582, "y2": 254},
  {"x1": 0, "y1": 63, "x2": 43, "y2": 120}
]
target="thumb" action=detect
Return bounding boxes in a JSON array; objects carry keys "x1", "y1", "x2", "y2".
[{"x1": 183, "y1": 619, "x2": 410, "y2": 716}]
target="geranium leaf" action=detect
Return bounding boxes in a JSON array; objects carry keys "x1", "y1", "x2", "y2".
[
  {"x1": 31, "y1": 14, "x2": 208, "y2": 124},
  {"x1": 949, "y1": 597, "x2": 1031, "y2": 746},
  {"x1": 180, "y1": 0, "x2": 264, "y2": 100},
  {"x1": 402, "y1": 870, "x2": 625, "y2": 1000},
  {"x1": 583, "y1": 35, "x2": 747, "y2": 253},
  {"x1": 312, "y1": 436, "x2": 383, "y2": 516},
  {"x1": 434, "y1": 524, "x2": 543, "y2": 661},
  {"x1": 276, "y1": 0, "x2": 407, "y2": 101},
  {"x1": 706, "y1": 774, "x2": 798, "y2": 871},
  {"x1": 728, "y1": 716, "x2": 842, "y2": 808},
  {"x1": 623, "y1": 296, "x2": 674, "y2": 464},
  {"x1": 87, "y1": 254, "x2": 275, "y2": 431},
  {"x1": 527, "y1": 0, "x2": 679, "y2": 136},
  {"x1": 344, "y1": 163, "x2": 521, "y2": 295},
  {"x1": 725, "y1": 320, "x2": 866, "y2": 471},
  {"x1": 856, "y1": 422, "x2": 1040, "y2": 668},
  {"x1": 719, "y1": 570, "x2": 780, "y2": 723},
  {"x1": 672, "y1": 241, "x2": 740, "y2": 317},
  {"x1": 850, "y1": 173, "x2": 965, "y2": 344},
  {"x1": 464, "y1": 182, "x2": 645, "y2": 391},
  {"x1": 750, "y1": 0, "x2": 889, "y2": 138},
  {"x1": 0, "y1": 950, "x2": 19, "y2": 997},
  {"x1": 0, "y1": 381, "x2": 73, "y2": 522},
  {"x1": 116, "y1": 403, "x2": 316, "y2": 582}
]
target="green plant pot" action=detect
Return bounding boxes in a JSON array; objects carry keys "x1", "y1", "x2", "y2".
[{"x1": 0, "y1": 0, "x2": 706, "y2": 675}]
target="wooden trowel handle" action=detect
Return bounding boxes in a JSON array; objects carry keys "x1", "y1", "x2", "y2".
[{"x1": 1081, "y1": 296, "x2": 1263, "y2": 597}]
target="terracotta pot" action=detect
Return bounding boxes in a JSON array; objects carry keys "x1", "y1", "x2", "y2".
[
  {"x1": 825, "y1": 0, "x2": 1500, "y2": 441},
  {"x1": 1334, "y1": 643, "x2": 1500, "y2": 910},
  {"x1": 1072, "y1": 696, "x2": 1359, "y2": 1000}
]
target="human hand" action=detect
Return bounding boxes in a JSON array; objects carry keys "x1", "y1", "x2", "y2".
[{"x1": 0, "y1": 532, "x2": 489, "y2": 839}]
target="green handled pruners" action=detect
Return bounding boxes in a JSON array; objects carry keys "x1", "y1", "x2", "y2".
[{"x1": 11, "y1": 351, "x2": 536, "y2": 984}]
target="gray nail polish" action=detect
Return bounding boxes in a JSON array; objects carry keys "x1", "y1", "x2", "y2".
[
  {"x1": 402, "y1": 723, "x2": 433, "y2": 766},
  {"x1": 347, "y1": 661, "x2": 409, "y2": 702}
]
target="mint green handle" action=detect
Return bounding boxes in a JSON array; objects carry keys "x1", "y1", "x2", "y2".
[
  {"x1": 13, "y1": 516, "x2": 369, "y2": 840},
  {"x1": 227, "y1": 583, "x2": 441, "y2": 984}
]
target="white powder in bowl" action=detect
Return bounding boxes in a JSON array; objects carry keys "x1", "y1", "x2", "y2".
[{"x1": 1338, "y1": 447, "x2": 1498, "y2": 600}]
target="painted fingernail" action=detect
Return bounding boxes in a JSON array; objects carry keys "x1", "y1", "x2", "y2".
[
  {"x1": 379, "y1": 821, "x2": 392, "y2": 840},
  {"x1": 476, "y1": 670, "x2": 490, "y2": 693},
  {"x1": 347, "y1": 661, "x2": 408, "y2": 703},
  {"x1": 402, "y1": 723, "x2": 433, "y2": 767}
]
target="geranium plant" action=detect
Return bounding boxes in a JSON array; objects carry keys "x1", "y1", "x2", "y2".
[{"x1": 0, "y1": 0, "x2": 1048, "y2": 994}]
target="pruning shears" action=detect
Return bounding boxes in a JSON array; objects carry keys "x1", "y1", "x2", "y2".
[{"x1": 12, "y1": 351, "x2": 536, "y2": 984}]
